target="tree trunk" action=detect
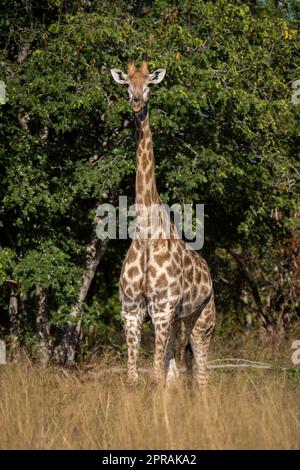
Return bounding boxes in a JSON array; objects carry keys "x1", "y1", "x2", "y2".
[
  {"x1": 134, "y1": 0, "x2": 145, "y2": 17},
  {"x1": 35, "y1": 285, "x2": 52, "y2": 366},
  {"x1": 55, "y1": 238, "x2": 108, "y2": 367},
  {"x1": 227, "y1": 248, "x2": 270, "y2": 329},
  {"x1": 8, "y1": 282, "x2": 20, "y2": 361}
]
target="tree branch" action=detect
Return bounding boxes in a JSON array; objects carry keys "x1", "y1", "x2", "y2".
[{"x1": 217, "y1": 274, "x2": 262, "y2": 318}]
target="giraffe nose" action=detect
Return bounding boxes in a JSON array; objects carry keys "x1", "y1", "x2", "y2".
[{"x1": 133, "y1": 96, "x2": 142, "y2": 103}]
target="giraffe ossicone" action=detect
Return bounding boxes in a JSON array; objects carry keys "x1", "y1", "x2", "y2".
[{"x1": 111, "y1": 55, "x2": 216, "y2": 387}]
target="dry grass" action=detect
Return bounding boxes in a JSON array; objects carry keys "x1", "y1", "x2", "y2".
[{"x1": 1, "y1": 338, "x2": 300, "y2": 450}]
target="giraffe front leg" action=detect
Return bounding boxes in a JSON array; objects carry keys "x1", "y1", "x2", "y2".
[
  {"x1": 151, "y1": 309, "x2": 174, "y2": 385},
  {"x1": 122, "y1": 309, "x2": 144, "y2": 386}
]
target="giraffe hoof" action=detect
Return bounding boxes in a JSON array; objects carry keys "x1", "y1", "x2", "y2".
[
  {"x1": 166, "y1": 358, "x2": 180, "y2": 386},
  {"x1": 149, "y1": 372, "x2": 164, "y2": 387},
  {"x1": 195, "y1": 379, "x2": 209, "y2": 391},
  {"x1": 125, "y1": 375, "x2": 139, "y2": 387}
]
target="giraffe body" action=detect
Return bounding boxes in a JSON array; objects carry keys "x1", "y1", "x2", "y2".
[{"x1": 111, "y1": 55, "x2": 215, "y2": 386}]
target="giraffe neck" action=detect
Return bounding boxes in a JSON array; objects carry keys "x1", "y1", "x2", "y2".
[
  {"x1": 134, "y1": 107, "x2": 177, "y2": 241},
  {"x1": 135, "y1": 107, "x2": 160, "y2": 209}
]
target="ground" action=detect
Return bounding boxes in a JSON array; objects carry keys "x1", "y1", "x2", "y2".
[{"x1": 0, "y1": 334, "x2": 300, "y2": 450}]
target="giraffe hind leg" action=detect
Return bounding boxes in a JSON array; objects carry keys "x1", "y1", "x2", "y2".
[
  {"x1": 176, "y1": 318, "x2": 191, "y2": 367},
  {"x1": 165, "y1": 322, "x2": 180, "y2": 385},
  {"x1": 189, "y1": 298, "x2": 215, "y2": 388},
  {"x1": 165, "y1": 318, "x2": 193, "y2": 385}
]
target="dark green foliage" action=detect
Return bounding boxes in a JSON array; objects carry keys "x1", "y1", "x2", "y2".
[{"x1": 0, "y1": 0, "x2": 299, "y2": 355}]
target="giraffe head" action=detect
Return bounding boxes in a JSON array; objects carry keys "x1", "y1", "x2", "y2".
[{"x1": 111, "y1": 54, "x2": 166, "y2": 113}]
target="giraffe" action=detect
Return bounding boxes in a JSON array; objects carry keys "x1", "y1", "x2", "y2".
[{"x1": 111, "y1": 54, "x2": 216, "y2": 387}]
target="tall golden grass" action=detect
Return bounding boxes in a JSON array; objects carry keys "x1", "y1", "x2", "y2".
[{"x1": 0, "y1": 338, "x2": 299, "y2": 450}]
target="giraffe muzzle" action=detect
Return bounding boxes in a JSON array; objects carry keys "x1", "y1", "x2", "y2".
[{"x1": 131, "y1": 96, "x2": 144, "y2": 112}]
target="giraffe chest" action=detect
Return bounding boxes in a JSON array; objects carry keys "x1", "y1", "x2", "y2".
[
  {"x1": 119, "y1": 240, "x2": 183, "y2": 306},
  {"x1": 120, "y1": 239, "x2": 213, "y2": 318}
]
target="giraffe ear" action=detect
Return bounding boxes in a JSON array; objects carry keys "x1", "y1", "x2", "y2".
[
  {"x1": 149, "y1": 69, "x2": 166, "y2": 84},
  {"x1": 111, "y1": 69, "x2": 128, "y2": 84}
]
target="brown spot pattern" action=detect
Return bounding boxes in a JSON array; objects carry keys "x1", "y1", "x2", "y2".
[
  {"x1": 127, "y1": 266, "x2": 139, "y2": 278},
  {"x1": 154, "y1": 252, "x2": 169, "y2": 266},
  {"x1": 157, "y1": 273, "x2": 167, "y2": 288}
]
